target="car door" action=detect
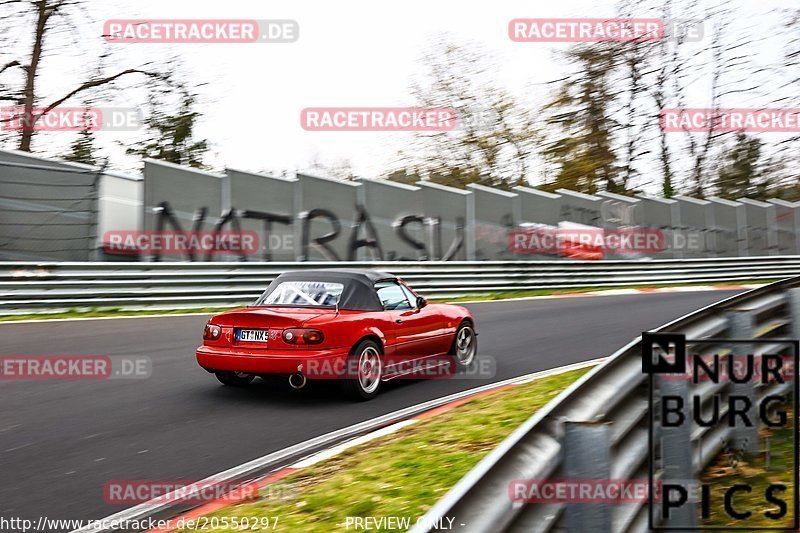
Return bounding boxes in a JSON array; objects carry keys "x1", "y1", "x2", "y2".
[
  {"x1": 398, "y1": 281, "x2": 451, "y2": 354},
  {"x1": 375, "y1": 280, "x2": 443, "y2": 362}
]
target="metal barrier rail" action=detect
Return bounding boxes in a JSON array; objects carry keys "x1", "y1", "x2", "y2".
[
  {"x1": 411, "y1": 277, "x2": 800, "y2": 532},
  {"x1": 1, "y1": 257, "x2": 800, "y2": 314}
]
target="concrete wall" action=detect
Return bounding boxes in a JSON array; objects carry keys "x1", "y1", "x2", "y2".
[
  {"x1": 596, "y1": 191, "x2": 642, "y2": 228},
  {"x1": 635, "y1": 194, "x2": 684, "y2": 259},
  {"x1": 295, "y1": 173, "x2": 361, "y2": 261},
  {"x1": 143, "y1": 159, "x2": 223, "y2": 232},
  {"x1": 468, "y1": 184, "x2": 517, "y2": 261},
  {"x1": 0, "y1": 149, "x2": 140, "y2": 261},
  {"x1": 418, "y1": 181, "x2": 468, "y2": 261},
  {"x1": 514, "y1": 186, "x2": 560, "y2": 226},
  {"x1": 769, "y1": 199, "x2": 800, "y2": 255},
  {"x1": 674, "y1": 195, "x2": 714, "y2": 258},
  {"x1": 556, "y1": 189, "x2": 603, "y2": 227},
  {"x1": 739, "y1": 198, "x2": 776, "y2": 256},
  {"x1": 227, "y1": 168, "x2": 296, "y2": 261},
  {"x1": 360, "y1": 179, "x2": 424, "y2": 261},
  {"x1": 708, "y1": 197, "x2": 746, "y2": 257},
  {"x1": 4, "y1": 150, "x2": 800, "y2": 262},
  {"x1": 142, "y1": 159, "x2": 226, "y2": 260}
]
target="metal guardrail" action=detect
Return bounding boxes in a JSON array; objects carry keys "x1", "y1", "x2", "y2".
[
  {"x1": 1, "y1": 256, "x2": 800, "y2": 315},
  {"x1": 411, "y1": 276, "x2": 800, "y2": 532}
]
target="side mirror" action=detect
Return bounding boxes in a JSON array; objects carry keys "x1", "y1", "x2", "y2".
[{"x1": 416, "y1": 296, "x2": 427, "y2": 309}]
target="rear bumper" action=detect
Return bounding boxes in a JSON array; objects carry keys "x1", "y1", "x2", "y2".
[{"x1": 196, "y1": 345, "x2": 349, "y2": 378}]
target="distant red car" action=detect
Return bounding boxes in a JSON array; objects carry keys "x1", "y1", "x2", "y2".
[{"x1": 196, "y1": 269, "x2": 477, "y2": 400}]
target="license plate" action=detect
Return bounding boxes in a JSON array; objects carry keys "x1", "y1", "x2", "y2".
[{"x1": 237, "y1": 329, "x2": 269, "y2": 343}]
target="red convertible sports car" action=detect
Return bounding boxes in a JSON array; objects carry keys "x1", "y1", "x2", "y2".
[{"x1": 196, "y1": 269, "x2": 477, "y2": 400}]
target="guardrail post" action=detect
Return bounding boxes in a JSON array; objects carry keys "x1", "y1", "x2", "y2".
[
  {"x1": 726, "y1": 309, "x2": 759, "y2": 454},
  {"x1": 563, "y1": 421, "x2": 612, "y2": 533},
  {"x1": 658, "y1": 376, "x2": 698, "y2": 529},
  {"x1": 789, "y1": 288, "x2": 800, "y2": 341}
]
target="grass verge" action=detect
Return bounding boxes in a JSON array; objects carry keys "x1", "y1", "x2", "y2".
[
  {"x1": 0, "y1": 280, "x2": 770, "y2": 322},
  {"x1": 701, "y1": 413, "x2": 795, "y2": 529},
  {"x1": 176, "y1": 367, "x2": 592, "y2": 532}
]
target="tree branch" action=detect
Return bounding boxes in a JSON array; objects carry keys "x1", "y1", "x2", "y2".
[
  {"x1": 40, "y1": 68, "x2": 167, "y2": 115},
  {"x1": 0, "y1": 60, "x2": 21, "y2": 75}
]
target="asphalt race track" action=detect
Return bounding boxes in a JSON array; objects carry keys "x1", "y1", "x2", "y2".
[{"x1": 0, "y1": 290, "x2": 742, "y2": 528}]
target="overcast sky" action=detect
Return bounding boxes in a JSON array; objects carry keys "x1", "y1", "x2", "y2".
[{"x1": 2, "y1": 0, "x2": 793, "y2": 191}]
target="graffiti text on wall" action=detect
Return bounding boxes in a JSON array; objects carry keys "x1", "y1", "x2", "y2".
[{"x1": 143, "y1": 202, "x2": 464, "y2": 261}]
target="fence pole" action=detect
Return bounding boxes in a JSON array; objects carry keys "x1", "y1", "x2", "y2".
[
  {"x1": 658, "y1": 376, "x2": 698, "y2": 529},
  {"x1": 789, "y1": 288, "x2": 800, "y2": 341},
  {"x1": 563, "y1": 421, "x2": 612, "y2": 533},
  {"x1": 726, "y1": 309, "x2": 759, "y2": 454}
]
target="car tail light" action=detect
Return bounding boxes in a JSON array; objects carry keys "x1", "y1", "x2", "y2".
[
  {"x1": 282, "y1": 328, "x2": 324, "y2": 345},
  {"x1": 203, "y1": 323, "x2": 221, "y2": 341}
]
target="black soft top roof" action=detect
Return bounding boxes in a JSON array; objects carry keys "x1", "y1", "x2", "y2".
[{"x1": 259, "y1": 269, "x2": 397, "y2": 311}]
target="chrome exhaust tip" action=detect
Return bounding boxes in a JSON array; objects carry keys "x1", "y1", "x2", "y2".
[{"x1": 288, "y1": 372, "x2": 307, "y2": 389}]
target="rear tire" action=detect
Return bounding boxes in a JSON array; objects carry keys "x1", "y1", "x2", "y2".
[
  {"x1": 341, "y1": 339, "x2": 383, "y2": 401},
  {"x1": 450, "y1": 321, "x2": 477, "y2": 369},
  {"x1": 215, "y1": 371, "x2": 255, "y2": 387}
]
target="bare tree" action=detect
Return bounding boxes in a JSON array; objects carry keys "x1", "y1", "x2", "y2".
[
  {"x1": 0, "y1": 0, "x2": 172, "y2": 152},
  {"x1": 676, "y1": 5, "x2": 761, "y2": 197},
  {"x1": 398, "y1": 39, "x2": 539, "y2": 189}
]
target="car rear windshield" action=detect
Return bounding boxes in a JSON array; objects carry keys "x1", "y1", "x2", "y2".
[{"x1": 256, "y1": 281, "x2": 344, "y2": 307}]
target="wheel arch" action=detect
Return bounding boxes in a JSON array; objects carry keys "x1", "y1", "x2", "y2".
[
  {"x1": 449, "y1": 317, "x2": 477, "y2": 355},
  {"x1": 350, "y1": 329, "x2": 385, "y2": 355},
  {"x1": 455, "y1": 315, "x2": 475, "y2": 335}
]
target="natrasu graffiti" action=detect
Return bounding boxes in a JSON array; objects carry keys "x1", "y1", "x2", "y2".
[{"x1": 123, "y1": 202, "x2": 465, "y2": 262}]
